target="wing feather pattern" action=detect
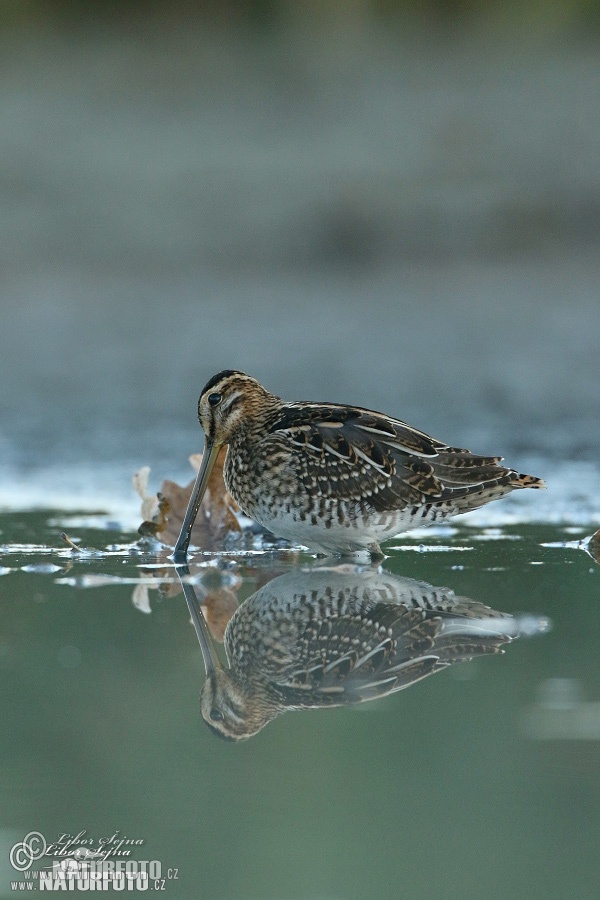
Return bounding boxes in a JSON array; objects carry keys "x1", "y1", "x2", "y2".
[
  {"x1": 274, "y1": 602, "x2": 510, "y2": 706},
  {"x1": 265, "y1": 403, "x2": 544, "y2": 510}
]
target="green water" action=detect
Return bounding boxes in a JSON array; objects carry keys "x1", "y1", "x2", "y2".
[{"x1": 1, "y1": 511, "x2": 599, "y2": 899}]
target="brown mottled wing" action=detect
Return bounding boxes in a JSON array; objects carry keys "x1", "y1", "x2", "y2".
[
  {"x1": 266, "y1": 404, "x2": 523, "y2": 510},
  {"x1": 274, "y1": 602, "x2": 510, "y2": 707}
]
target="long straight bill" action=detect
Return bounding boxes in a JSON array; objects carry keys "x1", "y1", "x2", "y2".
[
  {"x1": 174, "y1": 567, "x2": 221, "y2": 677},
  {"x1": 172, "y1": 438, "x2": 222, "y2": 560}
]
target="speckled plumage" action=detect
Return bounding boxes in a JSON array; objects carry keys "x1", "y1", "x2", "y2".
[
  {"x1": 198, "y1": 567, "x2": 514, "y2": 741},
  {"x1": 173, "y1": 370, "x2": 545, "y2": 559}
]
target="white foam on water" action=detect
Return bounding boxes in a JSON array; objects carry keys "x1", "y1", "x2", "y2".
[{"x1": 0, "y1": 461, "x2": 143, "y2": 527}]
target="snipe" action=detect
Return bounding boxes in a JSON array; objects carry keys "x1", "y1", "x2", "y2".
[
  {"x1": 190, "y1": 566, "x2": 516, "y2": 741},
  {"x1": 173, "y1": 370, "x2": 544, "y2": 559}
]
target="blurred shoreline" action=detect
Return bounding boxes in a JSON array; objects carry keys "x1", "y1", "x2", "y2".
[{"x1": 2, "y1": 13, "x2": 598, "y2": 502}]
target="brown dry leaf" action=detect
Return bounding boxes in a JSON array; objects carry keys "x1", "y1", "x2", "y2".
[
  {"x1": 200, "y1": 587, "x2": 240, "y2": 643},
  {"x1": 134, "y1": 446, "x2": 240, "y2": 549},
  {"x1": 131, "y1": 566, "x2": 241, "y2": 642},
  {"x1": 587, "y1": 527, "x2": 600, "y2": 564}
]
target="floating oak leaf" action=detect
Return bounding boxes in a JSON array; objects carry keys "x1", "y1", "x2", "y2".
[
  {"x1": 134, "y1": 447, "x2": 240, "y2": 549},
  {"x1": 133, "y1": 467, "x2": 159, "y2": 522}
]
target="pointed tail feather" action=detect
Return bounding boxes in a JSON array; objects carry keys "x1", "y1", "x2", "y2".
[{"x1": 512, "y1": 472, "x2": 546, "y2": 489}]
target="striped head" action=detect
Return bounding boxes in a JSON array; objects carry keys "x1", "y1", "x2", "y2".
[
  {"x1": 197, "y1": 370, "x2": 278, "y2": 445},
  {"x1": 173, "y1": 370, "x2": 278, "y2": 559},
  {"x1": 200, "y1": 670, "x2": 279, "y2": 742}
]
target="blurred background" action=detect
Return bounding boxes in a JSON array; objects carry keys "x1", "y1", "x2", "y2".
[
  {"x1": 1, "y1": 0, "x2": 599, "y2": 511},
  {"x1": 2, "y1": 8, "x2": 600, "y2": 899}
]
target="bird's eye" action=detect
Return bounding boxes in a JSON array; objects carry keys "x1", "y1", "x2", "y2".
[
  {"x1": 210, "y1": 708, "x2": 224, "y2": 722},
  {"x1": 207, "y1": 392, "x2": 222, "y2": 407}
]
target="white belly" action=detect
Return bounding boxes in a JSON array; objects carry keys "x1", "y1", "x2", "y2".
[{"x1": 251, "y1": 498, "x2": 455, "y2": 554}]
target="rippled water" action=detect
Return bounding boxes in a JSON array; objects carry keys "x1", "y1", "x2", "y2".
[{"x1": 1, "y1": 508, "x2": 599, "y2": 898}]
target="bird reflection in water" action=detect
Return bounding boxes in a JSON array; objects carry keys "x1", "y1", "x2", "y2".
[{"x1": 177, "y1": 565, "x2": 529, "y2": 742}]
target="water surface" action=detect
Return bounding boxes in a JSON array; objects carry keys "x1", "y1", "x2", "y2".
[{"x1": 1, "y1": 510, "x2": 598, "y2": 898}]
